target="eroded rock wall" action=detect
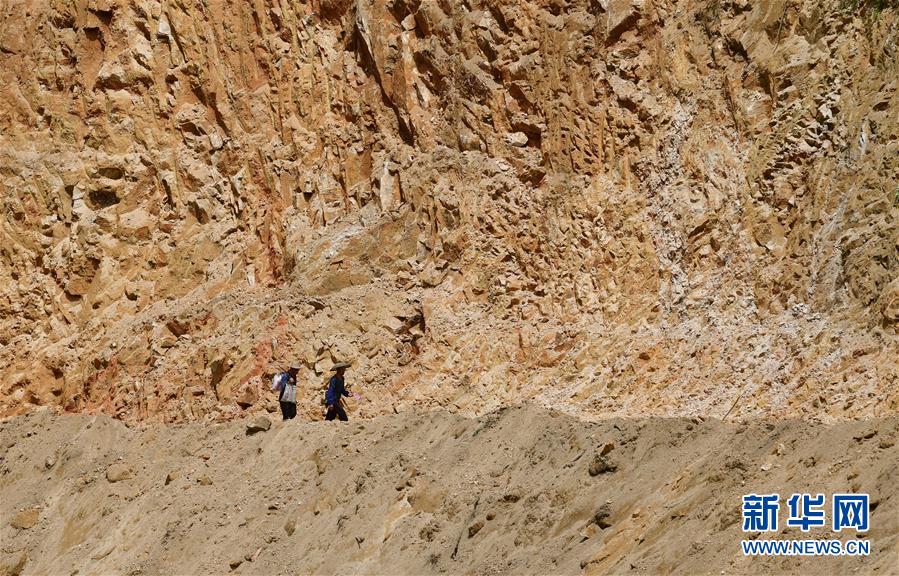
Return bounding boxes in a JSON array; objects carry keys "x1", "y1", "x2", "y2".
[{"x1": 1, "y1": 0, "x2": 897, "y2": 422}]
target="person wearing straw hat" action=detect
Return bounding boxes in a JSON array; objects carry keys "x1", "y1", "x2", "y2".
[
  {"x1": 324, "y1": 362, "x2": 353, "y2": 421},
  {"x1": 271, "y1": 363, "x2": 301, "y2": 421}
]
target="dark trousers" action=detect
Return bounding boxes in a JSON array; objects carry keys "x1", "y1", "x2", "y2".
[
  {"x1": 280, "y1": 401, "x2": 297, "y2": 420},
  {"x1": 325, "y1": 404, "x2": 348, "y2": 421}
]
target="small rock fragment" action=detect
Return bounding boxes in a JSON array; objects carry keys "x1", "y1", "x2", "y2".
[
  {"x1": 45, "y1": 455, "x2": 56, "y2": 469},
  {"x1": 197, "y1": 475, "x2": 213, "y2": 486},
  {"x1": 10, "y1": 508, "x2": 39, "y2": 530},
  {"x1": 106, "y1": 463, "x2": 133, "y2": 483},
  {"x1": 504, "y1": 131, "x2": 529, "y2": 147},
  {"x1": 600, "y1": 442, "x2": 615, "y2": 455},
  {"x1": 90, "y1": 543, "x2": 115, "y2": 560},
  {"x1": 468, "y1": 521, "x2": 484, "y2": 538},
  {"x1": 157, "y1": 14, "x2": 171, "y2": 38},
  {"x1": 165, "y1": 471, "x2": 179, "y2": 485},
  {"x1": 246, "y1": 416, "x2": 272, "y2": 435},
  {"x1": 588, "y1": 454, "x2": 617, "y2": 476},
  {"x1": 606, "y1": 0, "x2": 640, "y2": 43},
  {"x1": 853, "y1": 430, "x2": 877, "y2": 442},
  {"x1": 457, "y1": 128, "x2": 480, "y2": 151},
  {"x1": 594, "y1": 503, "x2": 613, "y2": 529},
  {"x1": 502, "y1": 491, "x2": 521, "y2": 503},
  {"x1": 229, "y1": 558, "x2": 243, "y2": 570},
  {"x1": 579, "y1": 522, "x2": 599, "y2": 539},
  {"x1": 284, "y1": 518, "x2": 296, "y2": 536}
]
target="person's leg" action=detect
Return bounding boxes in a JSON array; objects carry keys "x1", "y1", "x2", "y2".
[
  {"x1": 325, "y1": 405, "x2": 336, "y2": 421},
  {"x1": 286, "y1": 403, "x2": 297, "y2": 420},
  {"x1": 337, "y1": 405, "x2": 348, "y2": 421},
  {"x1": 280, "y1": 401, "x2": 290, "y2": 421}
]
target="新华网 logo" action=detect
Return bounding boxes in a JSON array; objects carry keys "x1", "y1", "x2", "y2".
[{"x1": 740, "y1": 493, "x2": 870, "y2": 557}]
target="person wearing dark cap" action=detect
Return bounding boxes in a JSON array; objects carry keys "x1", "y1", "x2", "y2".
[
  {"x1": 324, "y1": 362, "x2": 353, "y2": 421},
  {"x1": 272, "y1": 363, "x2": 300, "y2": 420}
]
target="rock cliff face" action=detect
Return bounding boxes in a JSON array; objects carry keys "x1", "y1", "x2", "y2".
[{"x1": 1, "y1": 0, "x2": 896, "y2": 422}]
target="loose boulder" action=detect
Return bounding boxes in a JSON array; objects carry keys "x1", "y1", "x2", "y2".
[{"x1": 246, "y1": 416, "x2": 272, "y2": 435}]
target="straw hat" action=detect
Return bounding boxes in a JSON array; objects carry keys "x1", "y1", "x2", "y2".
[{"x1": 330, "y1": 361, "x2": 351, "y2": 371}]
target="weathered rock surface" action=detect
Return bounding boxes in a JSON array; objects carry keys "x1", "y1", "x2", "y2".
[{"x1": 0, "y1": 0, "x2": 896, "y2": 423}]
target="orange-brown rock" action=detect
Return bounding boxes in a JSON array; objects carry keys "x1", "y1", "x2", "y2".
[{"x1": 0, "y1": 0, "x2": 896, "y2": 423}]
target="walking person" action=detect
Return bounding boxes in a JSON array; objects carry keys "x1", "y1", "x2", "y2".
[
  {"x1": 324, "y1": 362, "x2": 353, "y2": 421},
  {"x1": 272, "y1": 363, "x2": 300, "y2": 420}
]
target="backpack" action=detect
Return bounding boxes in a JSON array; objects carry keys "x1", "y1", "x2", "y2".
[{"x1": 273, "y1": 372, "x2": 298, "y2": 404}]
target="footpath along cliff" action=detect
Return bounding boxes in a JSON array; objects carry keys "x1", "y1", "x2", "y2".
[{"x1": 1, "y1": 0, "x2": 897, "y2": 422}]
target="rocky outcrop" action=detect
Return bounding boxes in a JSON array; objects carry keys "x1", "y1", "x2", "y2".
[{"x1": 0, "y1": 0, "x2": 896, "y2": 422}]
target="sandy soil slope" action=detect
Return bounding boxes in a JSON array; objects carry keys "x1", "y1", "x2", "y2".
[{"x1": 1, "y1": 405, "x2": 896, "y2": 575}]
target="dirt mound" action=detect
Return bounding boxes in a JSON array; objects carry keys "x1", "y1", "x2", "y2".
[{"x1": 2, "y1": 406, "x2": 896, "y2": 575}]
